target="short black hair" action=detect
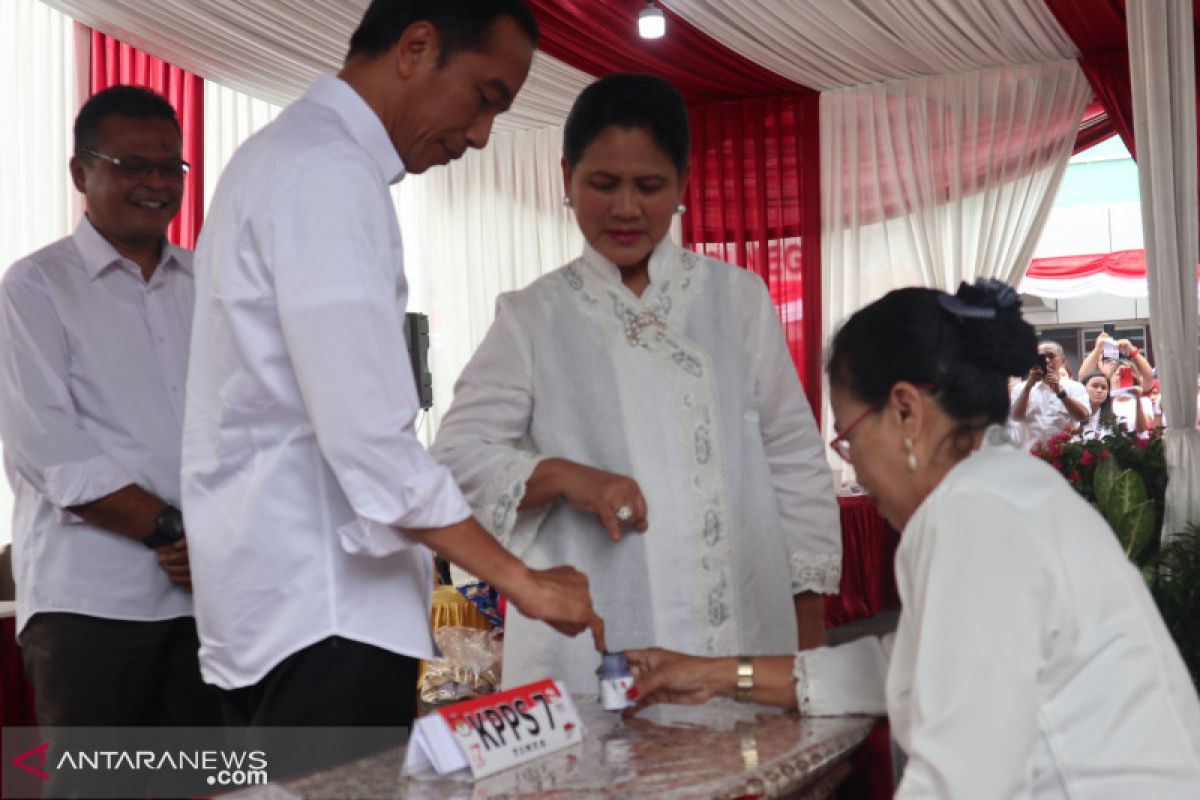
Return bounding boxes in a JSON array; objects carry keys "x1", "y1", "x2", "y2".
[
  {"x1": 563, "y1": 73, "x2": 690, "y2": 175},
  {"x1": 827, "y1": 279, "x2": 1039, "y2": 431},
  {"x1": 347, "y1": 0, "x2": 538, "y2": 65},
  {"x1": 73, "y1": 85, "x2": 180, "y2": 154}
]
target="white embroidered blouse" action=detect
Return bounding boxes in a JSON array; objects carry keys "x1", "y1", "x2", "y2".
[{"x1": 432, "y1": 239, "x2": 840, "y2": 694}]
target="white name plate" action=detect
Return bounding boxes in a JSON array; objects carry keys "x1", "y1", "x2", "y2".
[{"x1": 402, "y1": 679, "x2": 583, "y2": 780}]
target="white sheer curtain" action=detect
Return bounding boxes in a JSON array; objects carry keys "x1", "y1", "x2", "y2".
[
  {"x1": 0, "y1": 0, "x2": 83, "y2": 545},
  {"x1": 820, "y1": 59, "x2": 1090, "y2": 461},
  {"x1": 822, "y1": 60, "x2": 1090, "y2": 325},
  {"x1": 203, "y1": 82, "x2": 280, "y2": 210},
  {"x1": 396, "y1": 126, "x2": 583, "y2": 443},
  {"x1": 661, "y1": 0, "x2": 1077, "y2": 89},
  {"x1": 1127, "y1": 0, "x2": 1200, "y2": 539}
]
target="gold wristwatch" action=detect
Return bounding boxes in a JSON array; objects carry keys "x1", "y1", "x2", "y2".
[{"x1": 735, "y1": 656, "x2": 755, "y2": 703}]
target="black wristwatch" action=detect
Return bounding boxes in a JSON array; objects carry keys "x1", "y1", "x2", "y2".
[
  {"x1": 142, "y1": 505, "x2": 186, "y2": 549},
  {"x1": 1056, "y1": 390, "x2": 1068, "y2": 400}
]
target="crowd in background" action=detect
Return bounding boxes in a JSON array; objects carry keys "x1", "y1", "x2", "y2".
[{"x1": 1008, "y1": 329, "x2": 1200, "y2": 448}]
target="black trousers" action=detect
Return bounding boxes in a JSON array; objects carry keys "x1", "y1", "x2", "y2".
[
  {"x1": 20, "y1": 613, "x2": 221, "y2": 798},
  {"x1": 219, "y1": 635, "x2": 419, "y2": 780},
  {"x1": 20, "y1": 612, "x2": 221, "y2": 728}
]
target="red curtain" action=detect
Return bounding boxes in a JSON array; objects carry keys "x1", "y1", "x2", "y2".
[
  {"x1": 685, "y1": 94, "x2": 823, "y2": 411},
  {"x1": 525, "y1": 1, "x2": 824, "y2": 408},
  {"x1": 89, "y1": 30, "x2": 204, "y2": 249},
  {"x1": 1045, "y1": 0, "x2": 1137, "y2": 158}
]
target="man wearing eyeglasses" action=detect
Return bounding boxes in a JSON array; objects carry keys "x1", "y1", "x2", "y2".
[{"x1": 0, "y1": 85, "x2": 219, "y2": 731}]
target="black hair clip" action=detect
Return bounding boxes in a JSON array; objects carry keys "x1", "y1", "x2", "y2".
[
  {"x1": 937, "y1": 277, "x2": 1020, "y2": 319},
  {"x1": 937, "y1": 293, "x2": 996, "y2": 319}
]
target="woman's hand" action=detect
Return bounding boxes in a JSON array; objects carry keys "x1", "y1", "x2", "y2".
[
  {"x1": 625, "y1": 648, "x2": 730, "y2": 709},
  {"x1": 557, "y1": 461, "x2": 649, "y2": 542}
]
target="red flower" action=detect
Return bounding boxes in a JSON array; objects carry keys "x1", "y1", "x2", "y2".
[
  {"x1": 1135, "y1": 437, "x2": 1150, "y2": 449},
  {"x1": 1099, "y1": 449, "x2": 1111, "y2": 460},
  {"x1": 1080, "y1": 451, "x2": 1095, "y2": 466},
  {"x1": 1068, "y1": 471, "x2": 1081, "y2": 482},
  {"x1": 1051, "y1": 461, "x2": 1063, "y2": 470}
]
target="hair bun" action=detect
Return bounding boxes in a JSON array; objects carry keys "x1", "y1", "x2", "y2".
[{"x1": 940, "y1": 278, "x2": 1037, "y2": 377}]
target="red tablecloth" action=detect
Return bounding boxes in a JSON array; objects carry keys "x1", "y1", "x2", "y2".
[
  {"x1": 1, "y1": 616, "x2": 37, "y2": 729},
  {"x1": 825, "y1": 495, "x2": 901, "y2": 628}
]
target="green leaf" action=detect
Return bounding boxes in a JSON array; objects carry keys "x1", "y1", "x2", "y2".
[
  {"x1": 1121, "y1": 502, "x2": 1156, "y2": 563},
  {"x1": 1094, "y1": 456, "x2": 1118, "y2": 511},
  {"x1": 1110, "y1": 469, "x2": 1149, "y2": 518}
]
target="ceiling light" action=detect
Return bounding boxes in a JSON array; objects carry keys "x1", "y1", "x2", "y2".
[{"x1": 638, "y1": 1, "x2": 666, "y2": 39}]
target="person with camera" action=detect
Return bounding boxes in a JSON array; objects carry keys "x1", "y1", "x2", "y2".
[
  {"x1": 1079, "y1": 330, "x2": 1155, "y2": 390},
  {"x1": 1009, "y1": 341, "x2": 1089, "y2": 447}
]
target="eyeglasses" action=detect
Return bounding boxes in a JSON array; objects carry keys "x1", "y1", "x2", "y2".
[
  {"x1": 77, "y1": 148, "x2": 189, "y2": 180},
  {"x1": 829, "y1": 382, "x2": 936, "y2": 464}
]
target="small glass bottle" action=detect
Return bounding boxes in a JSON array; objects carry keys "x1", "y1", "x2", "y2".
[{"x1": 597, "y1": 652, "x2": 635, "y2": 711}]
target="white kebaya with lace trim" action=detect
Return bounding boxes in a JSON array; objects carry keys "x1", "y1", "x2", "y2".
[{"x1": 432, "y1": 238, "x2": 840, "y2": 695}]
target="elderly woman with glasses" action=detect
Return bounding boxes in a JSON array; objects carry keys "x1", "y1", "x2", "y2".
[
  {"x1": 431, "y1": 74, "x2": 840, "y2": 695},
  {"x1": 626, "y1": 279, "x2": 1200, "y2": 798}
]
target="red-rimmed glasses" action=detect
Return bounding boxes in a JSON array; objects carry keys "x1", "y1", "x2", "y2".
[{"x1": 829, "y1": 383, "x2": 935, "y2": 464}]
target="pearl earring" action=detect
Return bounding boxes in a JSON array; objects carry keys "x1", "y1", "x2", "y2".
[
  {"x1": 904, "y1": 437, "x2": 918, "y2": 472},
  {"x1": 675, "y1": 203, "x2": 687, "y2": 214},
  {"x1": 562, "y1": 196, "x2": 573, "y2": 208}
]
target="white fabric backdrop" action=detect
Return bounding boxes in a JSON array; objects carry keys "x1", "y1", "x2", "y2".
[
  {"x1": 662, "y1": 0, "x2": 1077, "y2": 89},
  {"x1": 0, "y1": 0, "x2": 84, "y2": 545},
  {"x1": 1127, "y1": 0, "x2": 1200, "y2": 539},
  {"x1": 820, "y1": 59, "x2": 1090, "y2": 463},
  {"x1": 38, "y1": 0, "x2": 592, "y2": 133},
  {"x1": 396, "y1": 126, "x2": 584, "y2": 443},
  {"x1": 203, "y1": 81, "x2": 280, "y2": 211}
]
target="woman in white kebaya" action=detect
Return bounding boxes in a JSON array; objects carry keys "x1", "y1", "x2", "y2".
[
  {"x1": 431, "y1": 74, "x2": 840, "y2": 695},
  {"x1": 627, "y1": 280, "x2": 1200, "y2": 798}
]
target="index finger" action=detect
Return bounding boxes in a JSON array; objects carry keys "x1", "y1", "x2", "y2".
[{"x1": 589, "y1": 613, "x2": 607, "y2": 654}]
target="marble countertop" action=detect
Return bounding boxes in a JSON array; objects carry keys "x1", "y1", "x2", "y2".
[{"x1": 231, "y1": 699, "x2": 876, "y2": 800}]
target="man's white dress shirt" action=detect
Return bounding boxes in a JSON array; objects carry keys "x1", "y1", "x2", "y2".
[
  {"x1": 0, "y1": 216, "x2": 194, "y2": 635},
  {"x1": 792, "y1": 428, "x2": 1200, "y2": 798},
  {"x1": 432, "y1": 239, "x2": 841, "y2": 695},
  {"x1": 183, "y1": 75, "x2": 471, "y2": 690},
  {"x1": 1009, "y1": 377, "x2": 1088, "y2": 447}
]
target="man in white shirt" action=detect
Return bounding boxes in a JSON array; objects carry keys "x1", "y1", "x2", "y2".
[
  {"x1": 183, "y1": 0, "x2": 601, "y2": 750},
  {"x1": 0, "y1": 87, "x2": 218, "y2": 729},
  {"x1": 1009, "y1": 340, "x2": 1090, "y2": 447}
]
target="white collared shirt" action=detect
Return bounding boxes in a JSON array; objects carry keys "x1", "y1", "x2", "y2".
[
  {"x1": 1009, "y1": 377, "x2": 1088, "y2": 446},
  {"x1": 183, "y1": 75, "x2": 471, "y2": 690},
  {"x1": 0, "y1": 216, "x2": 195, "y2": 635}
]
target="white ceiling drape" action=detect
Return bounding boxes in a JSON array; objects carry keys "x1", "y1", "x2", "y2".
[
  {"x1": 36, "y1": 0, "x2": 593, "y2": 132},
  {"x1": 661, "y1": 0, "x2": 1079, "y2": 90}
]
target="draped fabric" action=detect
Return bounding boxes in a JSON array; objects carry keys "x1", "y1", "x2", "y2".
[
  {"x1": 825, "y1": 496, "x2": 900, "y2": 629},
  {"x1": 1045, "y1": 0, "x2": 1139, "y2": 158},
  {"x1": 395, "y1": 127, "x2": 585, "y2": 441},
  {"x1": 202, "y1": 81, "x2": 280, "y2": 212},
  {"x1": 685, "y1": 95, "x2": 823, "y2": 410},
  {"x1": 0, "y1": 0, "x2": 83, "y2": 547},
  {"x1": 1074, "y1": 100, "x2": 1118, "y2": 153},
  {"x1": 89, "y1": 31, "x2": 204, "y2": 248},
  {"x1": 822, "y1": 60, "x2": 1090, "y2": 330},
  {"x1": 524, "y1": 0, "x2": 803, "y2": 103},
  {"x1": 660, "y1": 0, "x2": 1078, "y2": 89},
  {"x1": 1127, "y1": 0, "x2": 1200, "y2": 541}
]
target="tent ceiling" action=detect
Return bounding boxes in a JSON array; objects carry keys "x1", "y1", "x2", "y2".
[
  {"x1": 41, "y1": 0, "x2": 1081, "y2": 128},
  {"x1": 38, "y1": 0, "x2": 592, "y2": 130}
]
